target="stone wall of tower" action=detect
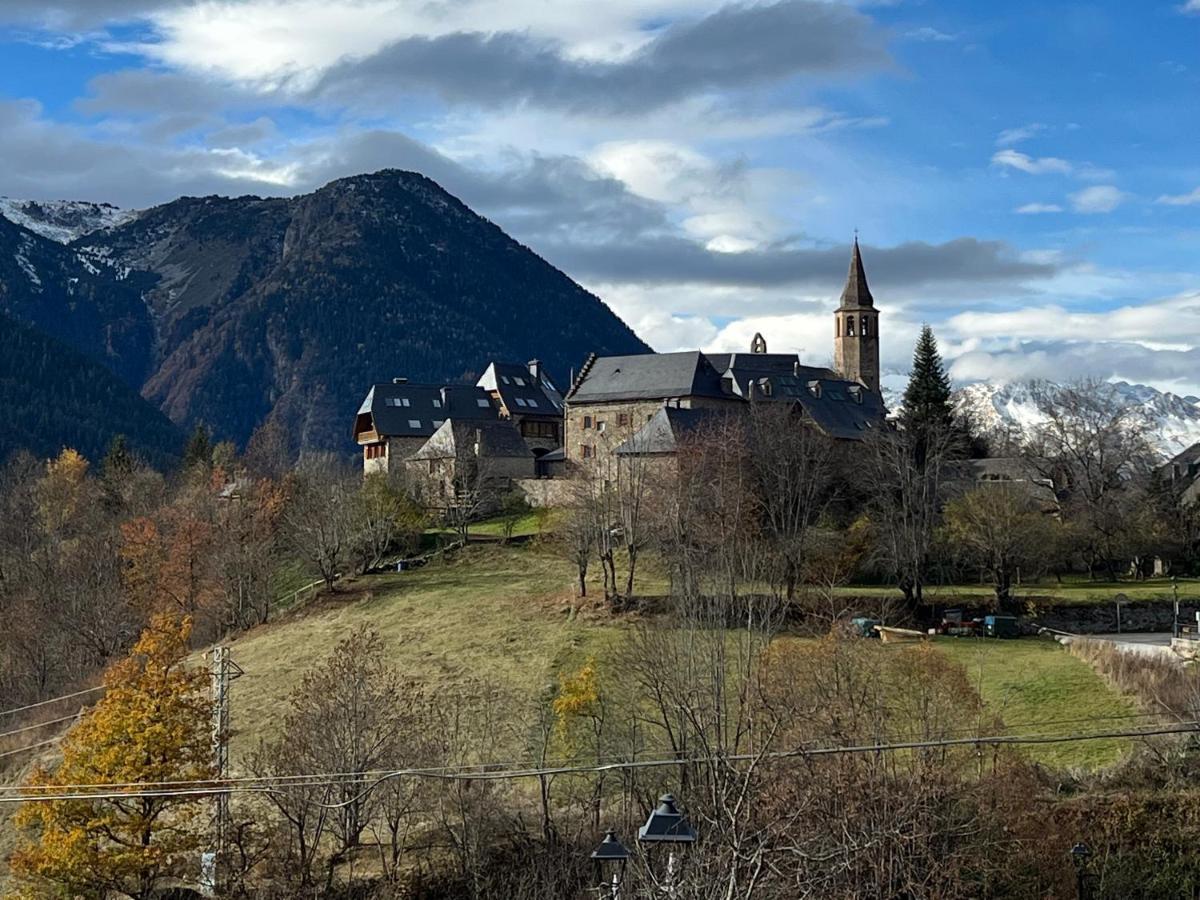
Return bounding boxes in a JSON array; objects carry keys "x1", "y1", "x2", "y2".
[{"x1": 833, "y1": 309, "x2": 880, "y2": 394}]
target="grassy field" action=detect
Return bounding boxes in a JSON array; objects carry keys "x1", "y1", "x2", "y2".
[
  {"x1": 930, "y1": 637, "x2": 1138, "y2": 768},
  {"x1": 223, "y1": 542, "x2": 1140, "y2": 773}
]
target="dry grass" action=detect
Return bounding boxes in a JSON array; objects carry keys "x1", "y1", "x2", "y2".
[{"x1": 1066, "y1": 638, "x2": 1200, "y2": 719}]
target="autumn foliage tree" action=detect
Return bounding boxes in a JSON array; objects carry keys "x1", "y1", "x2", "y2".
[{"x1": 10, "y1": 615, "x2": 215, "y2": 900}]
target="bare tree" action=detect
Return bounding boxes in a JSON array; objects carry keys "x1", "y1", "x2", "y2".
[
  {"x1": 285, "y1": 454, "x2": 356, "y2": 590},
  {"x1": 864, "y1": 421, "x2": 957, "y2": 610},
  {"x1": 1026, "y1": 379, "x2": 1158, "y2": 580}
]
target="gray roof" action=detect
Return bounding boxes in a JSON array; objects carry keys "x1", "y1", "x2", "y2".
[
  {"x1": 410, "y1": 419, "x2": 533, "y2": 461},
  {"x1": 356, "y1": 382, "x2": 498, "y2": 438},
  {"x1": 477, "y1": 360, "x2": 563, "y2": 417},
  {"x1": 616, "y1": 407, "x2": 732, "y2": 456},
  {"x1": 567, "y1": 351, "x2": 727, "y2": 403},
  {"x1": 793, "y1": 378, "x2": 887, "y2": 440},
  {"x1": 838, "y1": 238, "x2": 875, "y2": 309}
]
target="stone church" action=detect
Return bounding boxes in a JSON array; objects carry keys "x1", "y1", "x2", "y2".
[{"x1": 563, "y1": 240, "x2": 887, "y2": 469}]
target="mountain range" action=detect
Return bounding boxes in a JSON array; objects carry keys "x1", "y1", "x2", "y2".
[
  {"x1": 953, "y1": 380, "x2": 1200, "y2": 459},
  {"x1": 0, "y1": 171, "x2": 649, "y2": 457}
]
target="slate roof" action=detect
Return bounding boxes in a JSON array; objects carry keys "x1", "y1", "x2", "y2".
[
  {"x1": 838, "y1": 238, "x2": 875, "y2": 309},
  {"x1": 477, "y1": 361, "x2": 563, "y2": 417},
  {"x1": 616, "y1": 407, "x2": 733, "y2": 456},
  {"x1": 355, "y1": 382, "x2": 498, "y2": 439},
  {"x1": 410, "y1": 419, "x2": 533, "y2": 461},
  {"x1": 566, "y1": 351, "x2": 728, "y2": 403}
]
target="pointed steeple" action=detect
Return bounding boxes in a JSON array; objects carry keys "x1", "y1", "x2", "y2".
[{"x1": 839, "y1": 237, "x2": 874, "y2": 309}]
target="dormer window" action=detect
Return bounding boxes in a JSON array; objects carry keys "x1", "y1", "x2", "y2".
[
  {"x1": 848, "y1": 384, "x2": 863, "y2": 404},
  {"x1": 807, "y1": 380, "x2": 822, "y2": 398},
  {"x1": 846, "y1": 316, "x2": 855, "y2": 336}
]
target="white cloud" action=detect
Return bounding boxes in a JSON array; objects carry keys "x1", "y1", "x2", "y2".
[
  {"x1": 905, "y1": 26, "x2": 956, "y2": 42},
  {"x1": 1157, "y1": 186, "x2": 1200, "y2": 206},
  {"x1": 1182, "y1": 0, "x2": 1200, "y2": 14},
  {"x1": 1014, "y1": 202, "x2": 1062, "y2": 214},
  {"x1": 995, "y1": 123, "x2": 1044, "y2": 147},
  {"x1": 1069, "y1": 184, "x2": 1125, "y2": 214},
  {"x1": 991, "y1": 149, "x2": 1072, "y2": 175},
  {"x1": 138, "y1": 0, "x2": 732, "y2": 84}
]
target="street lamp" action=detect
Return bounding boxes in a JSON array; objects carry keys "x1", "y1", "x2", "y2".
[
  {"x1": 638, "y1": 794, "x2": 696, "y2": 895},
  {"x1": 1070, "y1": 842, "x2": 1091, "y2": 900},
  {"x1": 590, "y1": 829, "x2": 631, "y2": 899}
]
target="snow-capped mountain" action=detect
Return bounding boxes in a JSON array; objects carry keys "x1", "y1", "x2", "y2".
[
  {"x1": 0, "y1": 198, "x2": 138, "y2": 244},
  {"x1": 954, "y1": 380, "x2": 1200, "y2": 459}
]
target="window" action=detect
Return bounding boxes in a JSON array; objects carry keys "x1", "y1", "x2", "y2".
[
  {"x1": 364, "y1": 443, "x2": 387, "y2": 460},
  {"x1": 846, "y1": 316, "x2": 855, "y2": 336},
  {"x1": 514, "y1": 377, "x2": 526, "y2": 386},
  {"x1": 527, "y1": 398, "x2": 539, "y2": 408},
  {"x1": 402, "y1": 398, "x2": 411, "y2": 407},
  {"x1": 433, "y1": 419, "x2": 444, "y2": 428},
  {"x1": 432, "y1": 398, "x2": 442, "y2": 408},
  {"x1": 501, "y1": 376, "x2": 510, "y2": 384},
  {"x1": 597, "y1": 421, "x2": 606, "y2": 433},
  {"x1": 617, "y1": 412, "x2": 630, "y2": 427},
  {"x1": 515, "y1": 397, "x2": 527, "y2": 407},
  {"x1": 581, "y1": 444, "x2": 594, "y2": 459},
  {"x1": 583, "y1": 415, "x2": 593, "y2": 429},
  {"x1": 408, "y1": 419, "x2": 421, "y2": 428},
  {"x1": 477, "y1": 398, "x2": 491, "y2": 408},
  {"x1": 861, "y1": 316, "x2": 870, "y2": 337}
]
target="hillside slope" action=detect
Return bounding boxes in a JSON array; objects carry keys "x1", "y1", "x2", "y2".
[
  {"x1": 0, "y1": 215, "x2": 155, "y2": 387},
  {"x1": 0, "y1": 312, "x2": 182, "y2": 466},
  {"x1": 67, "y1": 170, "x2": 649, "y2": 450}
]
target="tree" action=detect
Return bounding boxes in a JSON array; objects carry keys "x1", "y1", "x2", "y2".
[
  {"x1": 943, "y1": 483, "x2": 1056, "y2": 612},
  {"x1": 251, "y1": 628, "x2": 421, "y2": 883},
  {"x1": 865, "y1": 422, "x2": 956, "y2": 610},
  {"x1": 900, "y1": 324, "x2": 954, "y2": 438},
  {"x1": 348, "y1": 472, "x2": 425, "y2": 573},
  {"x1": 285, "y1": 454, "x2": 356, "y2": 590},
  {"x1": 1026, "y1": 379, "x2": 1158, "y2": 580},
  {"x1": 182, "y1": 424, "x2": 213, "y2": 472},
  {"x1": 10, "y1": 616, "x2": 214, "y2": 900}
]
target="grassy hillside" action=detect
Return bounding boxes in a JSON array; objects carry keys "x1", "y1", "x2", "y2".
[{"x1": 220, "y1": 542, "x2": 1137, "y2": 772}]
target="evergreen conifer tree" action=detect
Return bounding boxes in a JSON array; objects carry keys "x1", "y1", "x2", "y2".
[
  {"x1": 182, "y1": 423, "x2": 212, "y2": 471},
  {"x1": 900, "y1": 325, "x2": 954, "y2": 435}
]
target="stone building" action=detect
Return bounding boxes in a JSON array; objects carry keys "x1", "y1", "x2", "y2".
[
  {"x1": 476, "y1": 360, "x2": 565, "y2": 456},
  {"x1": 405, "y1": 419, "x2": 535, "y2": 511},
  {"x1": 564, "y1": 242, "x2": 888, "y2": 471},
  {"x1": 352, "y1": 379, "x2": 500, "y2": 474}
]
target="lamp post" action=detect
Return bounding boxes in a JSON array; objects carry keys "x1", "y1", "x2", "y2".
[
  {"x1": 590, "y1": 829, "x2": 631, "y2": 899},
  {"x1": 1070, "y1": 842, "x2": 1092, "y2": 900},
  {"x1": 637, "y1": 794, "x2": 697, "y2": 897}
]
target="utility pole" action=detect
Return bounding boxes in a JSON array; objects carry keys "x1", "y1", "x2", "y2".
[{"x1": 205, "y1": 646, "x2": 242, "y2": 897}]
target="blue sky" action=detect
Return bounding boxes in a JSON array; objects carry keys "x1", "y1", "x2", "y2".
[{"x1": 1, "y1": 0, "x2": 1199, "y2": 393}]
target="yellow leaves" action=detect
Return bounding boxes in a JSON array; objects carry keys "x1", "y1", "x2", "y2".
[
  {"x1": 553, "y1": 657, "x2": 601, "y2": 750},
  {"x1": 9, "y1": 615, "x2": 214, "y2": 897},
  {"x1": 36, "y1": 447, "x2": 90, "y2": 535}
]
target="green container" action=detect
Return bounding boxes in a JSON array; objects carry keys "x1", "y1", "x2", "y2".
[
  {"x1": 851, "y1": 617, "x2": 881, "y2": 638},
  {"x1": 983, "y1": 615, "x2": 1019, "y2": 638}
]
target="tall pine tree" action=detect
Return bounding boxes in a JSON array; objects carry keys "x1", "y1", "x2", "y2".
[{"x1": 900, "y1": 325, "x2": 954, "y2": 436}]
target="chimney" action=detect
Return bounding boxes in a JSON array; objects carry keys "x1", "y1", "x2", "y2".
[
  {"x1": 793, "y1": 361, "x2": 800, "y2": 376},
  {"x1": 440, "y1": 386, "x2": 451, "y2": 406},
  {"x1": 528, "y1": 359, "x2": 543, "y2": 382},
  {"x1": 393, "y1": 377, "x2": 408, "y2": 384}
]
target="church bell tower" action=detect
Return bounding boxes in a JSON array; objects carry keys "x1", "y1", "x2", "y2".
[{"x1": 833, "y1": 237, "x2": 880, "y2": 395}]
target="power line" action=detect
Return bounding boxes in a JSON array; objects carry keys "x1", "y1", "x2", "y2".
[
  {"x1": 0, "y1": 713, "x2": 79, "y2": 742},
  {"x1": 2, "y1": 720, "x2": 1196, "y2": 807},
  {"x1": 0, "y1": 687, "x2": 104, "y2": 720},
  {"x1": 0, "y1": 739, "x2": 60, "y2": 761}
]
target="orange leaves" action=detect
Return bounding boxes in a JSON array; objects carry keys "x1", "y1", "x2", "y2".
[
  {"x1": 10, "y1": 615, "x2": 214, "y2": 898},
  {"x1": 119, "y1": 504, "x2": 219, "y2": 618}
]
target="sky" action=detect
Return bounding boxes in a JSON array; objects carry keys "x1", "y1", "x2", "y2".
[{"x1": 1, "y1": 1, "x2": 1199, "y2": 395}]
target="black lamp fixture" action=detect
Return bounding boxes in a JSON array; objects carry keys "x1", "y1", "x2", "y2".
[
  {"x1": 590, "y1": 829, "x2": 631, "y2": 898},
  {"x1": 1070, "y1": 842, "x2": 1092, "y2": 900},
  {"x1": 637, "y1": 794, "x2": 697, "y2": 845}
]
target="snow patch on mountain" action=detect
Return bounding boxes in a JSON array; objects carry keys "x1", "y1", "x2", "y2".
[
  {"x1": 954, "y1": 380, "x2": 1200, "y2": 459},
  {"x1": 0, "y1": 199, "x2": 139, "y2": 244}
]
